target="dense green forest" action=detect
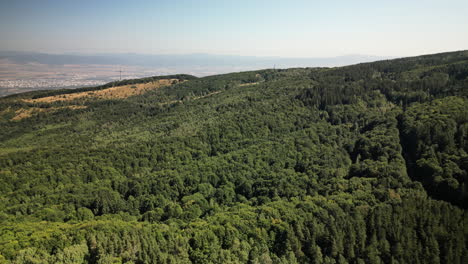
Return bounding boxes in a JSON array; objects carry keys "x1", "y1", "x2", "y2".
[{"x1": 0, "y1": 51, "x2": 467, "y2": 263}]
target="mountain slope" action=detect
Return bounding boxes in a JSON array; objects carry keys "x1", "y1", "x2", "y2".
[{"x1": 0, "y1": 51, "x2": 467, "y2": 263}]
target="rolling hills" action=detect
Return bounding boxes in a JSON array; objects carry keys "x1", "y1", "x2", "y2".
[{"x1": 0, "y1": 51, "x2": 467, "y2": 263}]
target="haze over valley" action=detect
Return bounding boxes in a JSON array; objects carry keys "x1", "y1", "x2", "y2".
[{"x1": 0, "y1": 51, "x2": 389, "y2": 97}]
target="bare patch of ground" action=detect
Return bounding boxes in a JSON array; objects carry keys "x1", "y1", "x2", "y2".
[
  {"x1": 238, "y1": 82, "x2": 260, "y2": 87},
  {"x1": 24, "y1": 79, "x2": 180, "y2": 103}
]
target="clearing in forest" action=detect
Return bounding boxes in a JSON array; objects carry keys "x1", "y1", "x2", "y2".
[{"x1": 24, "y1": 79, "x2": 180, "y2": 103}]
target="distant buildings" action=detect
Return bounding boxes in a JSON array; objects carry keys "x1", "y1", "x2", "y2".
[{"x1": 0, "y1": 78, "x2": 106, "y2": 89}]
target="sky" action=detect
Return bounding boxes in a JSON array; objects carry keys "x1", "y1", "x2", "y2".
[{"x1": 1, "y1": 0, "x2": 467, "y2": 58}]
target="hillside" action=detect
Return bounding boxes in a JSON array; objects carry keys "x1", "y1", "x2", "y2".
[
  {"x1": 0, "y1": 51, "x2": 467, "y2": 263},
  {"x1": 0, "y1": 52, "x2": 390, "y2": 98}
]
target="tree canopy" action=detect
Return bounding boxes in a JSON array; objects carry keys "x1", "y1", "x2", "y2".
[{"x1": 0, "y1": 51, "x2": 467, "y2": 263}]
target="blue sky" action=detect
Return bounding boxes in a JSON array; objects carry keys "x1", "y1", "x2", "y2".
[{"x1": 1, "y1": 0, "x2": 467, "y2": 57}]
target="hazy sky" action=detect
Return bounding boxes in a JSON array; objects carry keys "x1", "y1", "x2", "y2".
[{"x1": 1, "y1": 0, "x2": 467, "y2": 57}]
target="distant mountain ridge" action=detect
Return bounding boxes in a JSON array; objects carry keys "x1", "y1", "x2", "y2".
[{"x1": 0, "y1": 50, "x2": 391, "y2": 68}]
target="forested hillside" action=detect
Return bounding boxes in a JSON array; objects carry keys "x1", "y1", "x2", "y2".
[{"x1": 0, "y1": 51, "x2": 467, "y2": 263}]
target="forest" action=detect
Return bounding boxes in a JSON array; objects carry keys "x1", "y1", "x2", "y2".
[{"x1": 0, "y1": 51, "x2": 467, "y2": 263}]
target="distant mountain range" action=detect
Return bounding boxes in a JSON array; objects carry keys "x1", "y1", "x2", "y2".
[
  {"x1": 0, "y1": 51, "x2": 392, "y2": 69},
  {"x1": 0, "y1": 51, "x2": 394, "y2": 97}
]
